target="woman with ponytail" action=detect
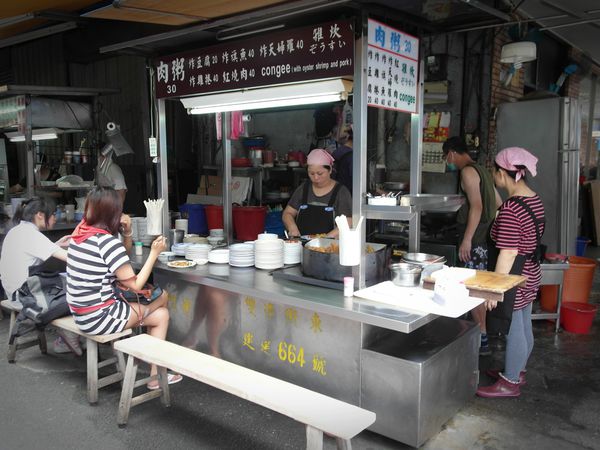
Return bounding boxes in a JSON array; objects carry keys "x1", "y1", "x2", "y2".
[{"x1": 0, "y1": 197, "x2": 81, "y2": 355}]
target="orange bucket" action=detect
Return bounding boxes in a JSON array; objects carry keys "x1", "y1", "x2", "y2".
[{"x1": 562, "y1": 256, "x2": 597, "y2": 304}]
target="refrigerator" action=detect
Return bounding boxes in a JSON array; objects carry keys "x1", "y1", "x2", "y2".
[{"x1": 496, "y1": 97, "x2": 580, "y2": 255}]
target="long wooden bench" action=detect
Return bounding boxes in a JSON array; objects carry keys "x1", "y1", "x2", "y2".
[
  {"x1": 114, "y1": 334, "x2": 376, "y2": 450},
  {"x1": 1, "y1": 299, "x2": 131, "y2": 404}
]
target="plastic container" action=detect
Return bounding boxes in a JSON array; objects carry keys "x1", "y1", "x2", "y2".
[
  {"x1": 560, "y1": 302, "x2": 597, "y2": 334},
  {"x1": 204, "y1": 205, "x2": 224, "y2": 231},
  {"x1": 576, "y1": 237, "x2": 591, "y2": 257},
  {"x1": 179, "y1": 204, "x2": 208, "y2": 235},
  {"x1": 134, "y1": 241, "x2": 143, "y2": 256},
  {"x1": 232, "y1": 206, "x2": 267, "y2": 241},
  {"x1": 562, "y1": 256, "x2": 597, "y2": 304}
]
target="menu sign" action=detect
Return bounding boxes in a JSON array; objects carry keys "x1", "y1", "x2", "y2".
[
  {"x1": 154, "y1": 20, "x2": 354, "y2": 99},
  {"x1": 367, "y1": 19, "x2": 419, "y2": 113}
]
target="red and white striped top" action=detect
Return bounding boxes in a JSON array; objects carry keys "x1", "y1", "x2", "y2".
[{"x1": 490, "y1": 195, "x2": 545, "y2": 310}]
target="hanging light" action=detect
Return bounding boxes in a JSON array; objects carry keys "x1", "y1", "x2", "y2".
[{"x1": 182, "y1": 79, "x2": 353, "y2": 115}]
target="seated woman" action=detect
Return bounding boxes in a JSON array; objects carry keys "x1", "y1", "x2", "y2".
[
  {"x1": 66, "y1": 186, "x2": 181, "y2": 389},
  {"x1": 0, "y1": 197, "x2": 81, "y2": 355},
  {"x1": 282, "y1": 148, "x2": 352, "y2": 238}
]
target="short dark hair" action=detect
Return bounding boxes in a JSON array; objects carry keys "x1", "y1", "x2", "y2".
[
  {"x1": 442, "y1": 136, "x2": 468, "y2": 155},
  {"x1": 13, "y1": 197, "x2": 56, "y2": 226},
  {"x1": 84, "y1": 186, "x2": 122, "y2": 235}
]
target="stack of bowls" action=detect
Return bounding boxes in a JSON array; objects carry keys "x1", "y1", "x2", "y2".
[
  {"x1": 185, "y1": 244, "x2": 211, "y2": 261},
  {"x1": 208, "y1": 248, "x2": 230, "y2": 264},
  {"x1": 283, "y1": 240, "x2": 302, "y2": 265},
  {"x1": 171, "y1": 242, "x2": 191, "y2": 256},
  {"x1": 229, "y1": 243, "x2": 255, "y2": 267},
  {"x1": 254, "y1": 236, "x2": 284, "y2": 270},
  {"x1": 208, "y1": 228, "x2": 225, "y2": 246}
]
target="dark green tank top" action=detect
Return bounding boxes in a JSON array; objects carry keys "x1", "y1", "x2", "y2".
[{"x1": 457, "y1": 163, "x2": 497, "y2": 244}]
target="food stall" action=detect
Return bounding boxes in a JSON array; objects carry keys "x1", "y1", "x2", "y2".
[{"x1": 148, "y1": 16, "x2": 491, "y2": 448}]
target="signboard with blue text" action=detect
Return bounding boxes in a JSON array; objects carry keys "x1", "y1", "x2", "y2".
[{"x1": 367, "y1": 19, "x2": 420, "y2": 113}]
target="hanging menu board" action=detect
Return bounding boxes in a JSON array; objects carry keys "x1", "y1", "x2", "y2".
[
  {"x1": 367, "y1": 19, "x2": 419, "y2": 113},
  {"x1": 154, "y1": 20, "x2": 354, "y2": 99}
]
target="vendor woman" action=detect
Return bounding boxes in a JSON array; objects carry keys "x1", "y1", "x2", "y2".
[{"x1": 283, "y1": 148, "x2": 351, "y2": 238}]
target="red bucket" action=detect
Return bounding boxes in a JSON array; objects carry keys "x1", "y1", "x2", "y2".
[
  {"x1": 204, "y1": 205, "x2": 224, "y2": 231},
  {"x1": 560, "y1": 302, "x2": 597, "y2": 334},
  {"x1": 233, "y1": 206, "x2": 267, "y2": 241}
]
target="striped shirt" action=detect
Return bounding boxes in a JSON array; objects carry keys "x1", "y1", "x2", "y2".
[
  {"x1": 490, "y1": 195, "x2": 545, "y2": 310},
  {"x1": 66, "y1": 234, "x2": 131, "y2": 334}
]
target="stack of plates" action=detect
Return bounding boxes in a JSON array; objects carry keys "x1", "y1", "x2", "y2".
[
  {"x1": 185, "y1": 244, "x2": 211, "y2": 261},
  {"x1": 208, "y1": 249, "x2": 230, "y2": 264},
  {"x1": 283, "y1": 240, "x2": 302, "y2": 265},
  {"x1": 171, "y1": 243, "x2": 191, "y2": 256},
  {"x1": 254, "y1": 238, "x2": 284, "y2": 270},
  {"x1": 229, "y1": 243, "x2": 255, "y2": 267}
]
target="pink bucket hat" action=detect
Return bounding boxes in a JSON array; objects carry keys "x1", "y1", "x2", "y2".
[
  {"x1": 307, "y1": 148, "x2": 335, "y2": 167},
  {"x1": 495, "y1": 147, "x2": 538, "y2": 182}
]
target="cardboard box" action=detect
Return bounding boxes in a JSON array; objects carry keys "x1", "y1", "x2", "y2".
[{"x1": 198, "y1": 175, "x2": 222, "y2": 196}]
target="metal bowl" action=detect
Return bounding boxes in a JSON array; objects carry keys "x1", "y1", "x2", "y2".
[
  {"x1": 401, "y1": 253, "x2": 446, "y2": 266},
  {"x1": 389, "y1": 263, "x2": 422, "y2": 287}
]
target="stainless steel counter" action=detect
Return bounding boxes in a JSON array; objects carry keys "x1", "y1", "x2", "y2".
[
  {"x1": 131, "y1": 249, "x2": 478, "y2": 447},
  {"x1": 131, "y1": 250, "x2": 436, "y2": 334}
]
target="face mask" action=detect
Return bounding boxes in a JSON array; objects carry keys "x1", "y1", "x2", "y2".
[{"x1": 446, "y1": 163, "x2": 458, "y2": 172}]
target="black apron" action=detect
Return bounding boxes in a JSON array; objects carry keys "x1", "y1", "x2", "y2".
[
  {"x1": 296, "y1": 182, "x2": 342, "y2": 236},
  {"x1": 486, "y1": 197, "x2": 544, "y2": 335}
]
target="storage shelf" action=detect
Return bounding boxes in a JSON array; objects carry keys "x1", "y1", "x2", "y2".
[{"x1": 364, "y1": 204, "x2": 415, "y2": 221}]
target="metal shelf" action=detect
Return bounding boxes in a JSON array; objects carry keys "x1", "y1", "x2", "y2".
[{"x1": 364, "y1": 204, "x2": 415, "y2": 221}]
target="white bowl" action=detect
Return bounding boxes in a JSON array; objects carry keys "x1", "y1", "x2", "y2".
[
  {"x1": 207, "y1": 236, "x2": 224, "y2": 246},
  {"x1": 257, "y1": 233, "x2": 278, "y2": 240},
  {"x1": 209, "y1": 228, "x2": 224, "y2": 237}
]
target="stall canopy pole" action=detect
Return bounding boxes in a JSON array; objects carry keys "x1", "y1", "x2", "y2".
[
  {"x1": 25, "y1": 96, "x2": 34, "y2": 199},
  {"x1": 222, "y1": 112, "x2": 233, "y2": 244},
  {"x1": 157, "y1": 98, "x2": 169, "y2": 237},
  {"x1": 408, "y1": 59, "x2": 425, "y2": 253},
  {"x1": 352, "y1": 10, "x2": 368, "y2": 289}
]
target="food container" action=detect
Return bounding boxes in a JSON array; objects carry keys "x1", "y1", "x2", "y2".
[
  {"x1": 301, "y1": 238, "x2": 388, "y2": 285},
  {"x1": 169, "y1": 228, "x2": 184, "y2": 245},
  {"x1": 158, "y1": 251, "x2": 176, "y2": 263},
  {"x1": 389, "y1": 263, "x2": 422, "y2": 287}
]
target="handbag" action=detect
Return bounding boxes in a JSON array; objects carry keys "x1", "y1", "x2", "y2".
[{"x1": 113, "y1": 280, "x2": 163, "y2": 306}]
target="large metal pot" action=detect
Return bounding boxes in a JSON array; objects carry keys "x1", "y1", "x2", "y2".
[{"x1": 302, "y1": 238, "x2": 388, "y2": 285}]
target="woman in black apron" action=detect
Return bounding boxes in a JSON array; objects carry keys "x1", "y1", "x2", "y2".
[
  {"x1": 282, "y1": 149, "x2": 352, "y2": 238},
  {"x1": 476, "y1": 147, "x2": 545, "y2": 399}
]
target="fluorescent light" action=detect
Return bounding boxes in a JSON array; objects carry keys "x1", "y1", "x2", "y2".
[
  {"x1": 182, "y1": 79, "x2": 352, "y2": 114},
  {"x1": 5, "y1": 128, "x2": 61, "y2": 142}
]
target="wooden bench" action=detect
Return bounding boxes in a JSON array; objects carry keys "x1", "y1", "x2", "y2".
[
  {"x1": 1, "y1": 299, "x2": 131, "y2": 404},
  {"x1": 114, "y1": 334, "x2": 376, "y2": 450}
]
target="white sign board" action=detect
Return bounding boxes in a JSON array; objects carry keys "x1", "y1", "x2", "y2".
[{"x1": 367, "y1": 19, "x2": 420, "y2": 113}]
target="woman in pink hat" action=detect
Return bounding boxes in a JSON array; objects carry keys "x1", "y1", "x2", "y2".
[
  {"x1": 477, "y1": 147, "x2": 545, "y2": 399},
  {"x1": 282, "y1": 148, "x2": 352, "y2": 237}
]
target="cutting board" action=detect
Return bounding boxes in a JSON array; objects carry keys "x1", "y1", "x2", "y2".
[{"x1": 422, "y1": 271, "x2": 527, "y2": 302}]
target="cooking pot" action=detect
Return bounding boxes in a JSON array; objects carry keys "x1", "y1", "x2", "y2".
[
  {"x1": 389, "y1": 263, "x2": 422, "y2": 287},
  {"x1": 302, "y1": 238, "x2": 388, "y2": 285}
]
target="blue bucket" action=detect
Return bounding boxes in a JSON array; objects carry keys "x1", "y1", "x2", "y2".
[
  {"x1": 576, "y1": 237, "x2": 590, "y2": 257},
  {"x1": 264, "y1": 210, "x2": 285, "y2": 237},
  {"x1": 179, "y1": 204, "x2": 208, "y2": 235}
]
